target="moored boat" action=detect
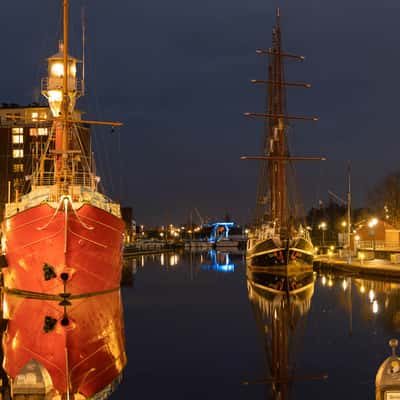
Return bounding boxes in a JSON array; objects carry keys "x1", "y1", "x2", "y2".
[
  {"x1": 243, "y1": 9, "x2": 324, "y2": 272},
  {"x1": 1, "y1": 0, "x2": 124, "y2": 296}
]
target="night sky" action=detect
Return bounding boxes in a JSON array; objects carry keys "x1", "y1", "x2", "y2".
[{"x1": 1, "y1": 0, "x2": 399, "y2": 226}]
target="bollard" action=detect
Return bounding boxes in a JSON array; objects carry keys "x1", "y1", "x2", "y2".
[{"x1": 376, "y1": 339, "x2": 400, "y2": 400}]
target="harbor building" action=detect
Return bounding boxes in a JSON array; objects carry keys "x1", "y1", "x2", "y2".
[{"x1": 0, "y1": 104, "x2": 90, "y2": 220}]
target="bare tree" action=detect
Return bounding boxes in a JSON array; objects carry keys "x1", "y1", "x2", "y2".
[{"x1": 368, "y1": 171, "x2": 400, "y2": 228}]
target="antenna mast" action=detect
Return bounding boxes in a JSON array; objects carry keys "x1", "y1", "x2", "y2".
[
  {"x1": 60, "y1": 0, "x2": 70, "y2": 191},
  {"x1": 82, "y1": 6, "x2": 86, "y2": 96}
]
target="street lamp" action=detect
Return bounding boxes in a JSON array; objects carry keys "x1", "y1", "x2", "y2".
[
  {"x1": 368, "y1": 217, "x2": 378, "y2": 252},
  {"x1": 354, "y1": 235, "x2": 360, "y2": 252},
  {"x1": 341, "y1": 220, "x2": 347, "y2": 247},
  {"x1": 318, "y1": 221, "x2": 327, "y2": 247}
]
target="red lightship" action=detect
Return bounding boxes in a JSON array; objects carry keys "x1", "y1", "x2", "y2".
[
  {"x1": 0, "y1": 1, "x2": 127, "y2": 398},
  {"x1": 1, "y1": 0, "x2": 124, "y2": 296}
]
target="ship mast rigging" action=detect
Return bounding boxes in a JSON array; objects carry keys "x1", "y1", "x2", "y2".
[{"x1": 243, "y1": 8, "x2": 321, "y2": 233}]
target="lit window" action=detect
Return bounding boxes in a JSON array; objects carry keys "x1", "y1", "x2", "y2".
[
  {"x1": 40, "y1": 112, "x2": 47, "y2": 120},
  {"x1": 6, "y1": 113, "x2": 21, "y2": 121},
  {"x1": 13, "y1": 164, "x2": 23, "y2": 173},
  {"x1": 51, "y1": 62, "x2": 64, "y2": 77},
  {"x1": 12, "y1": 127, "x2": 23, "y2": 134},
  {"x1": 30, "y1": 128, "x2": 37, "y2": 136},
  {"x1": 31, "y1": 112, "x2": 38, "y2": 121},
  {"x1": 48, "y1": 90, "x2": 62, "y2": 102},
  {"x1": 70, "y1": 63, "x2": 77, "y2": 76},
  {"x1": 38, "y1": 128, "x2": 48, "y2": 136},
  {"x1": 13, "y1": 177, "x2": 24, "y2": 187},
  {"x1": 13, "y1": 149, "x2": 23, "y2": 158},
  {"x1": 12, "y1": 135, "x2": 23, "y2": 144}
]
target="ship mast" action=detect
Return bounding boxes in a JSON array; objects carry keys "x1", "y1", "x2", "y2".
[
  {"x1": 61, "y1": 0, "x2": 70, "y2": 192},
  {"x1": 244, "y1": 8, "x2": 320, "y2": 235},
  {"x1": 268, "y1": 8, "x2": 287, "y2": 230}
]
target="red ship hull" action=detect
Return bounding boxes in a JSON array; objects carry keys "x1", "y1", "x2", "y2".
[
  {"x1": 2, "y1": 202, "x2": 124, "y2": 295},
  {"x1": 3, "y1": 290, "x2": 127, "y2": 398}
]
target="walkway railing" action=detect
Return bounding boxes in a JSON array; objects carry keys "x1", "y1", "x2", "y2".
[{"x1": 357, "y1": 240, "x2": 400, "y2": 251}]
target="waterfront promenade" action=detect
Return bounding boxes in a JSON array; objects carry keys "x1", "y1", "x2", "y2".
[{"x1": 315, "y1": 255, "x2": 400, "y2": 280}]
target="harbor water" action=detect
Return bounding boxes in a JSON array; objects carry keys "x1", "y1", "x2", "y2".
[{"x1": 116, "y1": 250, "x2": 399, "y2": 399}]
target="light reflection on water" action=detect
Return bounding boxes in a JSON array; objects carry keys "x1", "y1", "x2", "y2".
[
  {"x1": 118, "y1": 252, "x2": 400, "y2": 399},
  {"x1": 9, "y1": 251, "x2": 400, "y2": 399}
]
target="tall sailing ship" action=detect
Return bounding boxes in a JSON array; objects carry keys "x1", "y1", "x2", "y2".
[
  {"x1": 244, "y1": 9, "x2": 324, "y2": 272},
  {"x1": 0, "y1": 0, "x2": 125, "y2": 296}
]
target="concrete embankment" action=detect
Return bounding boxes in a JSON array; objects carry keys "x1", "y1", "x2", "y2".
[
  {"x1": 314, "y1": 256, "x2": 400, "y2": 281},
  {"x1": 123, "y1": 245, "x2": 181, "y2": 258}
]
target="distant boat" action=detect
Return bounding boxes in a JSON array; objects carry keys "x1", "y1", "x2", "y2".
[
  {"x1": 184, "y1": 238, "x2": 212, "y2": 250},
  {"x1": 215, "y1": 237, "x2": 241, "y2": 249},
  {"x1": 243, "y1": 9, "x2": 324, "y2": 272}
]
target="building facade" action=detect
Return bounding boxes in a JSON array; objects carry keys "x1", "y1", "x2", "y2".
[{"x1": 0, "y1": 104, "x2": 89, "y2": 220}]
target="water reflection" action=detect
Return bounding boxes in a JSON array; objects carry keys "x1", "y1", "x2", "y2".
[
  {"x1": 317, "y1": 270, "x2": 400, "y2": 332},
  {"x1": 200, "y1": 250, "x2": 236, "y2": 273},
  {"x1": 246, "y1": 268, "x2": 316, "y2": 399},
  {"x1": 1, "y1": 290, "x2": 126, "y2": 399},
  {"x1": 122, "y1": 249, "x2": 243, "y2": 276}
]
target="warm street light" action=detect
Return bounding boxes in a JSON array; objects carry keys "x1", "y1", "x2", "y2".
[
  {"x1": 368, "y1": 217, "x2": 378, "y2": 252},
  {"x1": 318, "y1": 221, "x2": 327, "y2": 246},
  {"x1": 368, "y1": 218, "x2": 378, "y2": 228}
]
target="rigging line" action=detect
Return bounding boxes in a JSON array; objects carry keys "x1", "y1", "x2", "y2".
[
  {"x1": 118, "y1": 128, "x2": 123, "y2": 202},
  {"x1": 69, "y1": 205, "x2": 94, "y2": 230},
  {"x1": 87, "y1": 58, "x2": 115, "y2": 198},
  {"x1": 316, "y1": 152, "x2": 325, "y2": 208},
  {"x1": 80, "y1": 13, "x2": 114, "y2": 196},
  {"x1": 71, "y1": 123, "x2": 92, "y2": 174},
  {"x1": 34, "y1": 124, "x2": 56, "y2": 183},
  {"x1": 286, "y1": 125, "x2": 301, "y2": 221}
]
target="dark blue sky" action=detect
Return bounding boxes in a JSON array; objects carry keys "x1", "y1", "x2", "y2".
[{"x1": 1, "y1": 0, "x2": 400, "y2": 226}]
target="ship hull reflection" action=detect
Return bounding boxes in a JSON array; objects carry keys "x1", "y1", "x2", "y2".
[
  {"x1": 2, "y1": 290, "x2": 126, "y2": 399},
  {"x1": 247, "y1": 267, "x2": 315, "y2": 399}
]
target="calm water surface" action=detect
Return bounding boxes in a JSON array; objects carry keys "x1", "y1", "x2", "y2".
[{"x1": 116, "y1": 251, "x2": 400, "y2": 399}]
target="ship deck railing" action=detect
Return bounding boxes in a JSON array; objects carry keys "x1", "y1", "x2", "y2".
[
  {"x1": 5, "y1": 181, "x2": 121, "y2": 218},
  {"x1": 31, "y1": 171, "x2": 96, "y2": 188}
]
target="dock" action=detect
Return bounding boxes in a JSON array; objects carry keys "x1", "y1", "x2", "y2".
[{"x1": 314, "y1": 255, "x2": 400, "y2": 281}]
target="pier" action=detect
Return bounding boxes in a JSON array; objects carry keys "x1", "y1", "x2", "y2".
[{"x1": 314, "y1": 254, "x2": 400, "y2": 281}]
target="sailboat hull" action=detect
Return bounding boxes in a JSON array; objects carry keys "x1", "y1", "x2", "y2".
[
  {"x1": 246, "y1": 237, "x2": 314, "y2": 284},
  {"x1": 2, "y1": 202, "x2": 124, "y2": 295}
]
